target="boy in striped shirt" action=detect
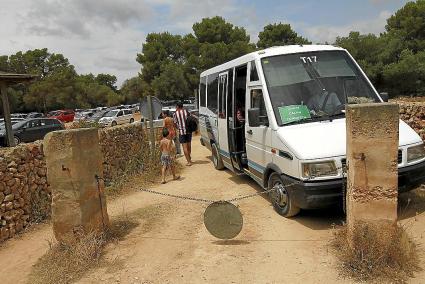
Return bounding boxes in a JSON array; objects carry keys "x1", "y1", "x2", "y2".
[{"x1": 173, "y1": 102, "x2": 192, "y2": 166}]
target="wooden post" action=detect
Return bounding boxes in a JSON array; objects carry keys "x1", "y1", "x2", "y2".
[
  {"x1": 0, "y1": 82, "x2": 14, "y2": 147},
  {"x1": 147, "y1": 95, "x2": 155, "y2": 154}
]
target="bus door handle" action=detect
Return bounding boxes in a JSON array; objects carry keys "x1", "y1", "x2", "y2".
[{"x1": 247, "y1": 129, "x2": 253, "y2": 135}]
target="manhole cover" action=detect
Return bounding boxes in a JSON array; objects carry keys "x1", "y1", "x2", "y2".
[{"x1": 203, "y1": 201, "x2": 243, "y2": 239}]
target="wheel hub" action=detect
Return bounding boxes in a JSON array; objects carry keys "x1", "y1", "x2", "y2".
[{"x1": 270, "y1": 183, "x2": 288, "y2": 207}]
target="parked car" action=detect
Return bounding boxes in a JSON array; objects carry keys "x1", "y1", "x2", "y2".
[
  {"x1": 99, "y1": 109, "x2": 134, "y2": 127},
  {"x1": 0, "y1": 118, "x2": 64, "y2": 146},
  {"x1": 87, "y1": 109, "x2": 110, "y2": 123},
  {"x1": 26, "y1": 112, "x2": 44, "y2": 118},
  {"x1": 74, "y1": 111, "x2": 95, "y2": 122},
  {"x1": 11, "y1": 113, "x2": 27, "y2": 119},
  {"x1": 0, "y1": 118, "x2": 25, "y2": 129},
  {"x1": 49, "y1": 110, "x2": 75, "y2": 123}
]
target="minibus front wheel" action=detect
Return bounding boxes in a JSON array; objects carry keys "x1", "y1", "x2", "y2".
[
  {"x1": 211, "y1": 143, "x2": 224, "y2": 170},
  {"x1": 268, "y1": 172, "x2": 300, "y2": 217}
]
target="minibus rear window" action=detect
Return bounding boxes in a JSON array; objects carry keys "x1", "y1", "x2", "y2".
[
  {"x1": 207, "y1": 73, "x2": 219, "y2": 112},
  {"x1": 200, "y1": 76, "x2": 207, "y2": 107}
]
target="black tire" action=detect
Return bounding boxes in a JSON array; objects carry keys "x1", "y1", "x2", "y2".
[
  {"x1": 267, "y1": 172, "x2": 300, "y2": 217},
  {"x1": 211, "y1": 143, "x2": 224, "y2": 170},
  {"x1": 130, "y1": 118, "x2": 134, "y2": 123},
  {"x1": 13, "y1": 136, "x2": 20, "y2": 146},
  {"x1": 111, "y1": 121, "x2": 117, "y2": 127}
]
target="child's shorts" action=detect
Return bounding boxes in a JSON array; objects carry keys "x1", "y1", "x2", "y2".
[{"x1": 161, "y1": 154, "x2": 172, "y2": 167}]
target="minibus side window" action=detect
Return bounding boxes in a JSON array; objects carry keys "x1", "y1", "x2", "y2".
[
  {"x1": 227, "y1": 69, "x2": 234, "y2": 118},
  {"x1": 250, "y1": 61, "x2": 259, "y2": 82},
  {"x1": 250, "y1": 89, "x2": 268, "y2": 125},
  {"x1": 207, "y1": 73, "x2": 218, "y2": 113},
  {"x1": 218, "y1": 74, "x2": 227, "y2": 118},
  {"x1": 200, "y1": 76, "x2": 207, "y2": 107}
]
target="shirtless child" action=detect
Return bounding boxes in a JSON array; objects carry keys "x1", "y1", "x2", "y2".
[{"x1": 160, "y1": 128, "x2": 180, "y2": 184}]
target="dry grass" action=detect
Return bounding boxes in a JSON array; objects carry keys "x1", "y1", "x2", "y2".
[
  {"x1": 331, "y1": 221, "x2": 421, "y2": 283},
  {"x1": 27, "y1": 203, "x2": 169, "y2": 284},
  {"x1": 27, "y1": 231, "x2": 108, "y2": 284},
  {"x1": 106, "y1": 149, "x2": 183, "y2": 199}
]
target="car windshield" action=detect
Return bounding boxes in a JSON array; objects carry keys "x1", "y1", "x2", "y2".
[
  {"x1": 103, "y1": 110, "x2": 118, "y2": 117},
  {"x1": 261, "y1": 50, "x2": 380, "y2": 126}
]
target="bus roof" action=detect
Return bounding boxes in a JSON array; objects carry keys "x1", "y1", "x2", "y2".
[{"x1": 200, "y1": 44, "x2": 345, "y2": 77}]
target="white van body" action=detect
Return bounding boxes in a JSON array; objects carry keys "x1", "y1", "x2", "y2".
[
  {"x1": 99, "y1": 109, "x2": 134, "y2": 127},
  {"x1": 198, "y1": 45, "x2": 425, "y2": 217}
]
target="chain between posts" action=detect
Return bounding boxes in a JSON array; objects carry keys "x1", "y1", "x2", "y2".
[{"x1": 138, "y1": 166, "x2": 347, "y2": 204}]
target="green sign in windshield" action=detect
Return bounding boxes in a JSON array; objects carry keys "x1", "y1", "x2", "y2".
[{"x1": 279, "y1": 105, "x2": 311, "y2": 124}]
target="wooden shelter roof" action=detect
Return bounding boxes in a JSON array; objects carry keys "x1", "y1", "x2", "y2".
[{"x1": 0, "y1": 71, "x2": 37, "y2": 84}]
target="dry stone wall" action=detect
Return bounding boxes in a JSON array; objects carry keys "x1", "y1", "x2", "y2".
[
  {"x1": 0, "y1": 122, "x2": 160, "y2": 243},
  {"x1": 99, "y1": 122, "x2": 151, "y2": 182},
  {"x1": 397, "y1": 101, "x2": 425, "y2": 141},
  {"x1": 0, "y1": 142, "x2": 50, "y2": 242}
]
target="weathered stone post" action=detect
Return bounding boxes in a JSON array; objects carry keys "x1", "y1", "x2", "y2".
[
  {"x1": 44, "y1": 128, "x2": 109, "y2": 245},
  {"x1": 346, "y1": 103, "x2": 399, "y2": 230}
]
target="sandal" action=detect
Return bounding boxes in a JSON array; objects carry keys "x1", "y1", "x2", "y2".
[
  {"x1": 161, "y1": 181, "x2": 167, "y2": 184},
  {"x1": 173, "y1": 176, "x2": 181, "y2": 180}
]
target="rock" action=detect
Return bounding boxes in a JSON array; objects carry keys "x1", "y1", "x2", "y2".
[
  {"x1": 5, "y1": 202, "x2": 13, "y2": 211},
  {"x1": 4, "y1": 194, "x2": 14, "y2": 202},
  {"x1": 0, "y1": 192, "x2": 4, "y2": 203},
  {"x1": 1, "y1": 228, "x2": 9, "y2": 240},
  {"x1": 6, "y1": 178, "x2": 15, "y2": 187},
  {"x1": 37, "y1": 167, "x2": 47, "y2": 177}
]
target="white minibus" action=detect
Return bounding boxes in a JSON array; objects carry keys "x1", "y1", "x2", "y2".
[{"x1": 198, "y1": 45, "x2": 425, "y2": 217}]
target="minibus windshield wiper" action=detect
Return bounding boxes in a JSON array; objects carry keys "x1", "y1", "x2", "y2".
[
  {"x1": 283, "y1": 112, "x2": 345, "y2": 126},
  {"x1": 328, "y1": 112, "x2": 345, "y2": 118},
  {"x1": 282, "y1": 117, "x2": 313, "y2": 126}
]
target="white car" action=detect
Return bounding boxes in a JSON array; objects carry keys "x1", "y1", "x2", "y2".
[{"x1": 99, "y1": 109, "x2": 134, "y2": 127}]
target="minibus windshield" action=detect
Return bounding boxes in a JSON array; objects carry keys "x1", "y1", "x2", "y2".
[{"x1": 261, "y1": 50, "x2": 380, "y2": 126}]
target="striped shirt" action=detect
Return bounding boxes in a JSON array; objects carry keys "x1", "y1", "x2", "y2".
[{"x1": 173, "y1": 109, "x2": 188, "y2": 136}]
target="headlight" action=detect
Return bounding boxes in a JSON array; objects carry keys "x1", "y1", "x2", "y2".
[
  {"x1": 302, "y1": 161, "x2": 338, "y2": 178},
  {"x1": 407, "y1": 144, "x2": 425, "y2": 162}
]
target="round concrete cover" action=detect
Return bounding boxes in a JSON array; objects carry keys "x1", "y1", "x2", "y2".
[{"x1": 204, "y1": 201, "x2": 243, "y2": 239}]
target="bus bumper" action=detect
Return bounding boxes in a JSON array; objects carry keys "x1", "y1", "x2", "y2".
[{"x1": 281, "y1": 160, "x2": 425, "y2": 210}]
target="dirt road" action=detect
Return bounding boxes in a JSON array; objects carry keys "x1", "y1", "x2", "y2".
[{"x1": 1, "y1": 137, "x2": 425, "y2": 283}]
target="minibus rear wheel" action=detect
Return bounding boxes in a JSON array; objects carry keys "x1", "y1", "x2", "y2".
[
  {"x1": 267, "y1": 172, "x2": 300, "y2": 217},
  {"x1": 212, "y1": 143, "x2": 224, "y2": 170}
]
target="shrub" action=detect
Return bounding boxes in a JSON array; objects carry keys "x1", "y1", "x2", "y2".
[{"x1": 331, "y1": 221, "x2": 421, "y2": 283}]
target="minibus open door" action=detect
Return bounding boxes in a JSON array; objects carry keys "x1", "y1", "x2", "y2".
[{"x1": 227, "y1": 66, "x2": 247, "y2": 174}]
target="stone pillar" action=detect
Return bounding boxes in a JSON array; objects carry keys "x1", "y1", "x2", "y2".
[
  {"x1": 346, "y1": 103, "x2": 399, "y2": 228},
  {"x1": 44, "y1": 128, "x2": 109, "y2": 245}
]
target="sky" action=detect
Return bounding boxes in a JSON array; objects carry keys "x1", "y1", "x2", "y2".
[{"x1": 0, "y1": 0, "x2": 411, "y2": 87}]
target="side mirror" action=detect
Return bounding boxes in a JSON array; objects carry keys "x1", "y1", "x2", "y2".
[
  {"x1": 380, "y1": 92, "x2": 389, "y2": 102},
  {"x1": 248, "y1": 108, "x2": 260, "y2": 127}
]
